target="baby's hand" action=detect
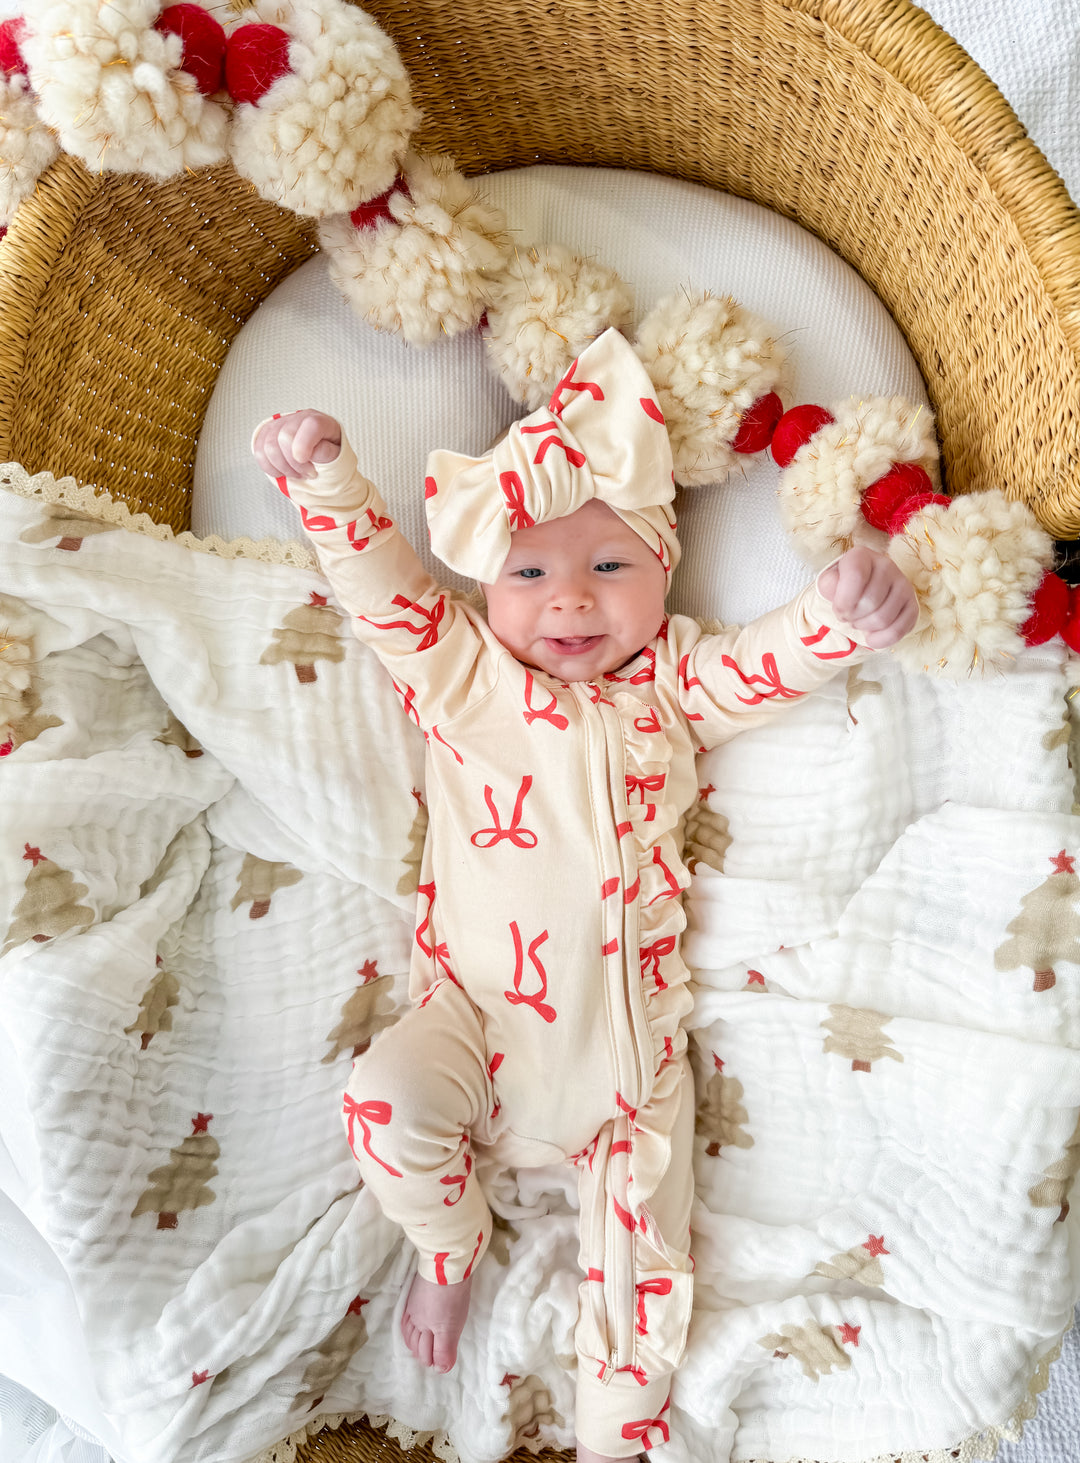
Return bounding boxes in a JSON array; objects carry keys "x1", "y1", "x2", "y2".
[
  {"x1": 817, "y1": 545, "x2": 918, "y2": 649},
  {"x1": 253, "y1": 410, "x2": 342, "y2": 481}
]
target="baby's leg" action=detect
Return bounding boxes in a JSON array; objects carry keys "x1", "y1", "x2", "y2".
[{"x1": 343, "y1": 979, "x2": 493, "y2": 1372}]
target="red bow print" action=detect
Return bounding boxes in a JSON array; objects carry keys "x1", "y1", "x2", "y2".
[
  {"x1": 470, "y1": 776, "x2": 538, "y2": 848},
  {"x1": 504, "y1": 922, "x2": 556, "y2": 1023},
  {"x1": 626, "y1": 772, "x2": 666, "y2": 822},
  {"x1": 414, "y1": 883, "x2": 459, "y2": 986},
  {"x1": 500, "y1": 471, "x2": 535, "y2": 530},
  {"x1": 342, "y1": 1094, "x2": 402, "y2": 1177},
  {"x1": 362, "y1": 593, "x2": 446, "y2": 651},
  {"x1": 441, "y1": 1146, "x2": 473, "y2": 1206},
  {"x1": 621, "y1": 1400, "x2": 670, "y2": 1449},
  {"x1": 298, "y1": 503, "x2": 338, "y2": 532},
  {"x1": 548, "y1": 359, "x2": 604, "y2": 416},
  {"x1": 677, "y1": 653, "x2": 705, "y2": 721},
  {"x1": 640, "y1": 934, "x2": 677, "y2": 991},
  {"x1": 391, "y1": 677, "x2": 421, "y2": 728},
  {"x1": 433, "y1": 1229, "x2": 485, "y2": 1286},
  {"x1": 720, "y1": 651, "x2": 804, "y2": 705},
  {"x1": 635, "y1": 1277, "x2": 673, "y2": 1336},
  {"x1": 800, "y1": 624, "x2": 858, "y2": 660},
  {"x1": 520, "y1": 421, "x2": 587, "y2": 467},
  {"x1": 523, "y1": 671, "x2": 570, "y2": 729},
  {"x1": 346, "y1": 507, "x2": 393, "y2": 552},
  {"x1": 647, "y1": 844, "x2": 683, "y2": 905}
]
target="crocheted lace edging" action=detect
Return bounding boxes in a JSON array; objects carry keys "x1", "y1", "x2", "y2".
[{"x1": 243, "y1": 1327, "x2": 1068, "y2": 1463}]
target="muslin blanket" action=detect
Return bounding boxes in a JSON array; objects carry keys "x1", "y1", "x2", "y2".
[{"x1": 1, "y1": 464, "x2": 1079, "y2": 1463}]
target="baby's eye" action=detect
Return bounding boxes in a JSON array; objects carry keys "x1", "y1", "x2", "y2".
[
  {"x1": 595, "y1": 561, "x2": 623, "y2": 573},
  {"x1": 515, "y1": 567, "x2": 544, "y2": 579}
]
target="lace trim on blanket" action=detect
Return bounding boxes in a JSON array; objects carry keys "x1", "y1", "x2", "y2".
[
  {"x1": 245, "y1": 1326, "x2": 1066, "y2": 1463},
  {"x1": 0, "y1": 460, "x2": 489, "y2": 609},
  {"x1": 0, "y1": 460, "x2": 320, "y2": 569}
]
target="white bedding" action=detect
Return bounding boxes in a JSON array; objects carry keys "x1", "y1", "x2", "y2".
[{"x1": 1, "y1": 467, "x2": 1079, "y2": 1463}]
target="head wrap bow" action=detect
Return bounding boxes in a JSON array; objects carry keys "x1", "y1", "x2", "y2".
[{"x1": 425, "y1": 327, "x2": 680, "y2": 583}]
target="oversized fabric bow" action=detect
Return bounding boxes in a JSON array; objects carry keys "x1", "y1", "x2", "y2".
[{"x1": 424, "y1": 327, "x2": 680, "y2": 582}]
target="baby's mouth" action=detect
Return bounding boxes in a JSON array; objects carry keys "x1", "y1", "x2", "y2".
[{"x1": 546, "y1": 635, "x2": 603, "y2": 654}]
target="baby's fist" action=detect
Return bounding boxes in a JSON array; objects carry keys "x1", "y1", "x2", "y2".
[
  {"x1": 253, "y1": 410, "x2": 342, "y2": 481},
  {"x1": 817, "y1": 545, "x2": 918, "y2": 649}
]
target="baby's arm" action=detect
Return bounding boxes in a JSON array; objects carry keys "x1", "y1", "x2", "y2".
[
  {"x1": 817, "y1": 545, "x2": 918, "y2": 649},
  {"x1": 253, "y1": 411, "x2": 495, "y2": 725},
  {"x1": 675, "y1": 545, "x2": 917, "y2": 743},
  {"x1": 253, "y1": 410, "x2": 342, "y2": 479}
]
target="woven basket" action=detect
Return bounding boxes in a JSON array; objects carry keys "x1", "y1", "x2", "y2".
[{"x1": 2, "y1": 2, "x2": 1076, "y2": 1461}]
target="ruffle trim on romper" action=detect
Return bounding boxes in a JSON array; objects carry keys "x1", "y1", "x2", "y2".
[{"x1": 605, "y1": 691, "x2": 695, "y2": 1380}]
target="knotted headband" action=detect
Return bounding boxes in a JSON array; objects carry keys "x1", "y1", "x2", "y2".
[{"x1": 424, "y1": 327, "x2": 680, "y2": 583}]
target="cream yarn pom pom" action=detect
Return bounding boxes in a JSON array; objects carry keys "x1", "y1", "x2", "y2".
[
  {"x1": 24, "y1": 0, "x2": 229, "y2": 180},
  {"x1": 0, "y1": 74, "x2": 59, "y2": 225},
  {"x1": 227, "y1": 0, "x2": 418, "y2": 217},
  {"x1": 777, "y1": 396, "x2": 940, "y2": 567},
  {"x1": 319, "y1": 152, "x2": 511, "y2": 345},
  {"x1": 886, "y1": 492, "x2": 1055, "y2": 677},
  {"x1": 483, "y1": 243, "x2": 634, "y2": 408},
  {"x1": 633, "y1": 291, "x2": 789, "y2": 487}
]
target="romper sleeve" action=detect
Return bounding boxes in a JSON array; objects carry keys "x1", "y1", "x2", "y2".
[
  {"x1": 673, "y1": 570, "x2": 883, "y2": 749},
  {"x1": 257, "y1": 422, "x2": 498, "y2": 727}
]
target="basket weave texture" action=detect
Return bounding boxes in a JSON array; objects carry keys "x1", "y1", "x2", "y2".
[
  {"x1": 2, "y1": 0, "x2": 1080, "y2": 534},
  {"x1": 2, "y1": 2, "x2": 1077, "y2": 1461}
]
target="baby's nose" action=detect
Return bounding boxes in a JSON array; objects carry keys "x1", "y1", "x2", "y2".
[{"x1": 551, "y1": 578, "x2": 593, "y2": 610}]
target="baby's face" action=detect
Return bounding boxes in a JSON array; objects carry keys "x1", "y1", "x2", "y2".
[{"x1": 481, "y1": 499, "x2": 668, "y2": 681}]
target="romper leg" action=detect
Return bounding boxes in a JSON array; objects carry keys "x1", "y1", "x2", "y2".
[
  {"x1": 574, "y1": 1055, "x2": 696, "y2": 1458},
  {"x1": 342, "y1": 978, "x2": 494, "y2": 1285}
]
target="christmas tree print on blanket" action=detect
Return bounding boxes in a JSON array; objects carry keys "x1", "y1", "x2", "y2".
[
  {"x1": 155, "y1": 713, "x2": 204, "y2": 758},
  {"x1": 696, "y1": 1053, "x2": 753, "y2": 1155},
  {"x1": 0, "y1": 599, "x2": 62, "y2": 756},
  {"x1": 125, "y1": 957, "x2": 181, "y2": 1049},
  {"x1": 131, "y1": 1114, "x2": 218, "y2": 1230},
  {"x1": 820, "y1": 1006, "x2": 904, "y2": 1072},
  {"x1": 260, "y1": 591, "x2": 344, "y2": 683},
  {"x1": 683, "y1": 788, "x2": 731, "y2": 875},
  {"x1": 757, "y1": 1320, "x2": 859, "y2": 1381},
  {"x1": 1029, "y1": 1113, "x2": 1080, "y2": 1222},
  {"x1": 396, "y1": 789, "x2": 428, "y2": 897},
  {"x1": 230, "y1": 853, "x2": 303, "y2": 920},
  {"x1": 813, "y1": 1234, "x2": 890, "y2": 1287},
  {"x1": 322, "y1": 959, "x2": 398, "y2": 1062},
  {"x1": 19, "y1": 504, "x2": 120, "y2": 552},
  {"x1": 2, "y1": 844, "x2": 94, "y2": 955},
  {"x1": 295, "y1": 1296, "x2": 369, "y2": 1413},
  {"x1": 486, "y1": 1211, "x2": 522, "y2": 1266},
  {"x1": 501, "y1": 1372, "x2": 566, "y2": 1443},
  {"x1": 995, "y1": 850, "x2": 1080, "y2": 991}
]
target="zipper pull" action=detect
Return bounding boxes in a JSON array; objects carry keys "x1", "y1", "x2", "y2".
[{"x1": 599, "y1": 1350, "x2": 618, "y2": 1385}]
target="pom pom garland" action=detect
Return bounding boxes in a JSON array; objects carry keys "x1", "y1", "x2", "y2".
[
  {"x1": 0, "y1": 71, "x2": 59, "y2": 226},
  {"x1": 633, "y1": 291, "x2": 791, "y2": 488},
  {"x1": 226, "y1": 0, "x2": 419, "y2": 217},
  {"x1": 22, "y1": 0, "x2": 230, "y2": 180},
  {"x1": 482, "y1": 243, "x2": 635, "y2": 409},
  {"x1": 731, "y1": 391, "x2": 784, "y2": 454},
  {"x1": 769, "y1": 403, "x2": 835, "y2": 469},
  {"x1": 154, "y1": 5, "x2": 226, "y2": 96},
  {"x1": 349, "y1": 176, "x2": 407, "y2": 230},
  {"x1": 319, "y1": 151, "x2": 511, "y2": 345}
]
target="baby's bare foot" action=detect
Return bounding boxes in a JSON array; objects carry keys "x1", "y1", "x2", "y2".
[
  {"x1": 575, "y1": 1445, "x2": 641, "y2": 1463},
  {"x1": 401, "y1": 1272, "x2": 472, "y2": 1372}
]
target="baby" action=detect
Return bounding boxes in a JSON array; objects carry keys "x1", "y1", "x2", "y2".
[{"x1": 253, "y1": 328, "x2": 917, "y2": 1463}]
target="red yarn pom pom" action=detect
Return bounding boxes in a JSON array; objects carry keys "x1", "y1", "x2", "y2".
[
  {"x1": 349, "y1": 179, "x2": 405, "y2": 230},
  {"x1": 886, "y1": 490, "x2": 950, "y2": 535},
  {"x1": 860, "y1": 463, "x2": 934, "y2": 532},
  {"x1": 0, "y1": 18, "x2": 28, "y2": 77},
  {"x1": 770, "y1": 403, "x2": 835, "y2": 468},
  {"x1": 1020, "y1": 571, "x2": 1070, "y2": 646},
  {"x1": 225, "y1": 23, "x2": 291, "y2": 105},
  {"x1": 732, "y1": 391, "x2": 784, "y2": 454},
  {"x1": 155, "y1": 5, "x2": 227, "y2": 95}
]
